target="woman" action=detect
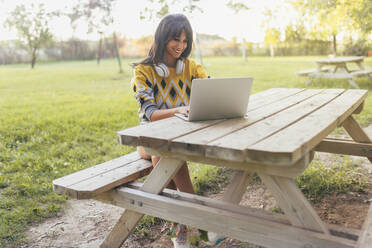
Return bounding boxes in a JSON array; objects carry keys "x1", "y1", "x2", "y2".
[{"x1": 130, "y1": 13, "x2": 207, "y2": 248}]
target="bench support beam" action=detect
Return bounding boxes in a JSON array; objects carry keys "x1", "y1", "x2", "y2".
[
  {"x1": 99, "y1": 157, "x2": 184, "y2": 248},
  {"x1": 98, "y1": 186, "x2": 356, "y2": 248}
]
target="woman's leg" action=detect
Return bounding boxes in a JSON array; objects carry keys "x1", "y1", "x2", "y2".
[
  {"x1": 138, "y1": 146, "x2": 194, "y2": 192},
  {"x1": 137, "y1": 146, "x2": 151, "y2": 160},
  {"x1": 172, "y1": 162, "x2": 195, "y2": 194}
]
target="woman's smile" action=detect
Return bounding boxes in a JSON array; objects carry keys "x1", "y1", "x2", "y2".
[{"x1": 164, "y1": 30, "x2": 188, "y2": 65}]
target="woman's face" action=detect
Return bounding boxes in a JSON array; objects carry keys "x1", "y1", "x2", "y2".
[{"x1": 165, "y1": 30, "x2": 188, "y2": 61}]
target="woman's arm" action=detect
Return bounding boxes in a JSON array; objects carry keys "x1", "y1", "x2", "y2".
[{"x1": 150, "y1": 106, "x2": 189, "y2": 122}]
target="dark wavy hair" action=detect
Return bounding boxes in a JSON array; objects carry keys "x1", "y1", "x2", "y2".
[{"x1": 133, "y1": 13, "x2": 193, "y2": 66}]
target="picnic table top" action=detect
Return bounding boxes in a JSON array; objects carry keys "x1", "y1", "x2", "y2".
[
  {"x1": 118, "y1": 88, "x2": 367, "y2": 166},
  {"x1": 315, "y1": 56, "x2": 364, "y2": 64}
]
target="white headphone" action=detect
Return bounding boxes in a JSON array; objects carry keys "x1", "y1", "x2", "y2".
[{"x1": 154, "y1": 59, "x2": 185, "y2": 78}]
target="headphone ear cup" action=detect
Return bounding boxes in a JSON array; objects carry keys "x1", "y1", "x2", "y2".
[
  {"x1": 159, "y1": 63, "x2": 170, "y2": 77},
  {"x1": 154, "y1": 63, "x2": 169, "y2": 77},
  {"x1": 176, "y1": 59, "x2": 185, "y2": 75},
  {"x1": 154, "y1": 64, "x2": 165, "y2": 77}
]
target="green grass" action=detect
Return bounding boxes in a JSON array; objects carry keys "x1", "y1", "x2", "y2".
[
  {"x1": 1, "y1": 56, "x2": 372, "y2": 247},
  {"x1": 297, "y1": 155, "x2": 368, "y2": 200}
]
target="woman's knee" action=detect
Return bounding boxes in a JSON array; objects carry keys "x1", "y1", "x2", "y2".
[{"x1": 137, "y1": 146, "x2": 151, "y2": 160}]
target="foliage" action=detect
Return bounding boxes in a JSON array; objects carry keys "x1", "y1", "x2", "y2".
[
  {"x1": 264, "y1": 28, "x2": 281, "y2": 45},
  {"x1": 140, "y1": 0, "x2": 203, "y2": 20},
  {"x1": 226, "y1": 0, "x2": 250, "y2": 13},
  {"x1": 69, "y1": 0, "x2": 116, "y2": 34},
  {"x1": 348, "y1": 0, "x2": 372, "y2": 35},
  {"x1": 290, "y1": 0, "x2": 372, "y2": 54},
  {"x1": 296, "y1": 155, "x2": 369, "y2": 200},
  {"x1": 344, "y1": 38, "x2": 372, "y2": 56},
  {"x1": 4, "y1": 4, "x2": 58, "y2": 68},
  {"x1": 1, "y1": 57, "x2": 372, "y2": 247}
]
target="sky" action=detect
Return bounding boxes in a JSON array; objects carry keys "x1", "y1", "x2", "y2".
[{"x1": 0, "y1": 0, "x2": 296, "y2": 43}]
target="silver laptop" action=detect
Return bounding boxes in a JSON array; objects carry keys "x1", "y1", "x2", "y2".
[{"x1": 175, "y1": 77, "x2": 253, "y2": 121}]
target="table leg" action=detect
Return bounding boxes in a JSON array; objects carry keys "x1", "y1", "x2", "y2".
[
  {"x1": 258, "y1": 173, "x2": 329, "y2": 234},
  {"x1": 348, "y1": 79, "x2": 360, "y2": 89},
  {"x1": 100, "y1": 157, "x2": 184, "y2": 248},
  {"x1": 222, "y1": 170, "x2": 250, "y2": 203},
  {"x1": 343, "y1": 115, "x2": 372, "y2": 163},
  {"x1": 356, "y1": 61, "x2": 365, "y2": 70}
]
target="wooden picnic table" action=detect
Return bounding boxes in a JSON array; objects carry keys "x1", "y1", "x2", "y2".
[
  {"x1": 296, "y1": 56, "x2": 372, "y2": 88},
  {"x1": 88, "y1": 88, "x2": 372, "y2": 248}
]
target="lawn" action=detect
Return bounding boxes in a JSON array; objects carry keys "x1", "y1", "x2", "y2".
[{"x1": 0, "y1": 56, "x2": 371, "y2": 247}]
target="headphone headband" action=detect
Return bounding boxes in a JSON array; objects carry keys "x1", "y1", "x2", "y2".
[{"x1": 154, "y1": 59, "x2": 184, "y2": 78}]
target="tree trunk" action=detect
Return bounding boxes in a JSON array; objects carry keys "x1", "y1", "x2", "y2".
[
  {"x1": 270, "y1": 44, "x2": 275, "y2": 57},
  {"x1": 242, "y1": 38, "x2": 247, "y2": 61},
  {"x1": 113, "y1": 32, "x2": 123, "y2": 73},
  {"x1": 31, "y1": 49, "x2": 37, "y2": 69},
  {"x1": 332, "y1": 34, "x2": 337, "y2": 56},
  {"x1": 194, "y1": 32, "x2": 203, "y2": 66},
  {"x1": 97, "y1": 35, "x2": 103, "y2": 65}
]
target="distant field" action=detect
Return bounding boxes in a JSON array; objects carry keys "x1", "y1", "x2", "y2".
[{"x1": 1, "y1": 56, "x2": 371, "y2": 247}]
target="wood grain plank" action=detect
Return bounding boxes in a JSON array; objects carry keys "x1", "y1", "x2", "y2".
[
  {"x1": 170, "y1": 89, "x2": 323, "y2": 156},
  {"x1": 205, "y1": 89, "x2": 344, "y2": 163},
  {"x1": 247, "y1": 88, "x2": 305, "y2": 111},
  {"x1": 248, "y1": 89, "x2": 367, "y2": 165},
  {"x1": 117, "y1": 88, "x2": 305, "y2": 149},
  {"x1": 259, "y1": 174, "x2": 329, "y2": 233},
  {"x1": 53, "y1": 152, "x2": 141, "y2": 195},
  {"x1": 315, "y1": 138, "x2": 372, "y2": 157},
  {"x1": 70, "y1": 160, "x2": 152, "y2": 199},
  {"x1": 357, "y1": 203, "x2": 372, "y2": 248},
  {"x1": 99, "y1": 187, "x2": 355, "y2": 248},
  {"x1": 145, "y1": 147, "x2": 313, "y2": 178}
]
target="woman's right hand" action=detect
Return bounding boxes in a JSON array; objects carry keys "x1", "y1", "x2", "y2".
[{"x1": 175, "y1": 106, "x2": 190, "y2": 116}]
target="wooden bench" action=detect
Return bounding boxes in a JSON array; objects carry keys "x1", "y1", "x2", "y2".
[
  {"x1": 53, "y1": 152, "x2": 152, "y2": 199},
  {"x1": 357, "y1": 202, "x2": 372, "y2": 248},
  {"x1": 295, "y1": 68, "x2": 330, "y2": 77},
  {"x1": 351, "y1": 68, "x2": 372, "y2": 78}
]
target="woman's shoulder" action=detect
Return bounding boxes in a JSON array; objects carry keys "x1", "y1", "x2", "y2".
[
  {"x1": 184, "y1": 58, "x2": 196, "y2": 66},
  {"x1": 134, "y1": 63, "x2": 154, "y2": 73}
]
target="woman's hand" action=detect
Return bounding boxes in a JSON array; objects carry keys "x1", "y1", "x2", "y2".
[
  {"x1": 175, "y1": 106, "x2": 190, "y2": 116},
  {"x1": 150, "y1": 106, "x2": 190, "y2": 122}
]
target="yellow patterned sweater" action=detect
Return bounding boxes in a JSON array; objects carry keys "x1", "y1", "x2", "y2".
[{"x1": 131, "y1": 59, "x2": 207, "y2": 124}]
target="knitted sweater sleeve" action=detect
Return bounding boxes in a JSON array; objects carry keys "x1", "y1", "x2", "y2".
[{"x1": 130, "y1": 65, "x2": 158, "y2": 120}]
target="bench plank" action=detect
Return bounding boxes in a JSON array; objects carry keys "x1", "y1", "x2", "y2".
[
  {"x1": 357, "y1": 203, "x2": 372, "y2": 248},
  {"x1": 53, "y1": 152, "x2": 152, "y2": 199},
  {"x1": 351, "y1": 68, "x2": 372, "y2": 77},
  {"x1": 295, "y1": 68, "x2": 329, "y2": 76}
]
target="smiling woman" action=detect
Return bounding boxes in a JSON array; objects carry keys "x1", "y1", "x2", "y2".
[{"x1": 129, "y1": 13, "x2": 207, "y2": 248}]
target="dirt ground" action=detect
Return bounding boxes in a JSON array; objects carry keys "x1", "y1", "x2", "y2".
[{"x1": 21, "y1": 129, "x2": 372, "y2": 248}]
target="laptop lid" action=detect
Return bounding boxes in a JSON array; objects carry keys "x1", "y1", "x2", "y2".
[{"x1": 187, "y1": 77, "x2": 253, "y2": 121}]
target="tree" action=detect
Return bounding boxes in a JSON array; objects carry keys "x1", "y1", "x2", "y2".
[
  {"x1": 348, "y1": 0, "x2": 372, "y2": 35},
  {"x1": 290, "y1": 0, "x2": 352, "y2": 55},
  {"x1": 69, "y1": 0, "x2": 123, "y2": 73},
  {"x1": 226, "y1": 0, "x2": 250, "y2": 61},
  {"x1": 264, "y1": 28, "x2": 281, "y2": 57},
  {"x1": 4, "y1": 4, "x2": 57, "y2": 69}
]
